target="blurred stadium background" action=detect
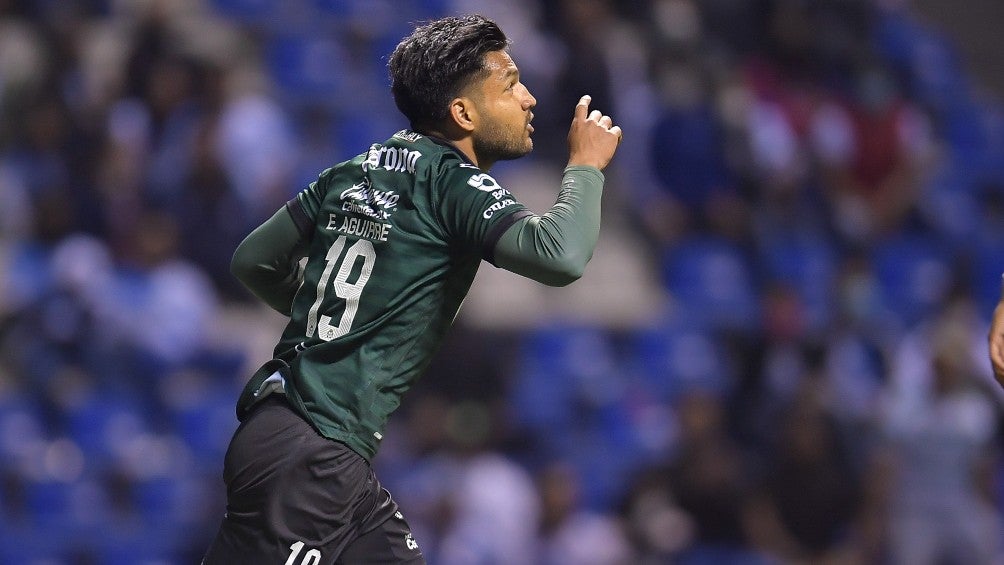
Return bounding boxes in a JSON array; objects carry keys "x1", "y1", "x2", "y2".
[{"x1": 2, "y1": 0, "x2": 1004, "y2": 563}]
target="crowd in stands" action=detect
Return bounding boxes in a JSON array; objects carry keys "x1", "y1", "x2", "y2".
[{"x1": 1, "y1": 0, "x2": 1003, "y2": 563}]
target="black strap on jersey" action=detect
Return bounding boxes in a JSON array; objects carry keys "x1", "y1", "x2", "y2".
[{"x1": 483, "y1": 209, "x2": 534, "y2": 265}]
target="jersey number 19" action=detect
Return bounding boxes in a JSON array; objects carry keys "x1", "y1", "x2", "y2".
[{"x1": 305, "y1": 235, "x2": 376, "y2": 341}]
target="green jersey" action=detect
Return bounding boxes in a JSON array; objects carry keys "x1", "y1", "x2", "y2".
[{"x1": 253, "y1": 130, "x2": 532, "y2": 459}]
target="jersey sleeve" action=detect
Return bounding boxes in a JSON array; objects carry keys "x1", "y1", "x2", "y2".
[
  {"x1": 434, "y1": 161, "x2": 533, "y2": 258},
  {"x1": 286, "y1": 167, "x2": 335, "y2": 236}
]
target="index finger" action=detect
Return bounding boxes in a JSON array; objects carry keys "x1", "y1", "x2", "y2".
[{"x1": 575, "y1": 95, "x2": 592, "y2": 121}]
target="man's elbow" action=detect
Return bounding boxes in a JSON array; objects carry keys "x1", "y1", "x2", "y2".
[
  {"x1": 540, "y1": 254, "x2": 589, "y2": 287},
  {"x1": 230, "y1": 244, "x2": 257, "y2": 286}
]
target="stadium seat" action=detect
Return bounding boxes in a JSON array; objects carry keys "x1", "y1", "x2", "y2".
[
  {"x1": 95, "y1": 527, "x2": 178, "y2": 565},
  {"x1": 510, "y1": 324, "x2": 621, "y2": 454},
  {"x1": 661, "y1": 236, "x2": 760, "y2": 332},
  {"x1": 130, "y1": 474, "x2": 206, "y2": 530},
  {"x1": 208, "y1": 0, "x2": 282, "y2": 25},
  {"x1": 628, "y1": 322, "x2": 731, "y2": 403},
  {"x1": 61, "y1": 393, "x2": 149, "y2": 464},
  {"x1": 870, "y1": 234, "x2": 954, "y2": 328},
  {"x1": 163, "y1": 380, "x2": 237, "y2": 465},
  {"x1": 266, "y1": 35, "x2": 349, "y2": 107},
  {"x1": 971, "y1": 236, "x2": 1004, "y2": 316},
  {"x1": 21, "y1": 476, "x2": 104, "y2": 533},
  {"x1": 758, "y1": 235, "x2": 839, "y2": 332},
  {"x1": 0, "y1": 525, "x2": 71, "y2": 563},
  {"x1": 919, "y1": 158, "x2": 981, "y2": 245},
  {"x1": 0, "y1": 394, "x2": 47, "y2": 470},
  {"x1": 873, "y1": 7, "x2": 967, "y2": 113}
]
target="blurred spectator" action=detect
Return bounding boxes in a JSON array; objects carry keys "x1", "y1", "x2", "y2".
[
  {"x1": 812, "y1": 60, "x2": 936, "y2": 243},
  {"x1": 878, "y1": 304, "x2": 1002, "y2": 564},
  {"x1": 429, "y1": 401, "x2": 541, "y2": 565},
  {"x1": 624, "y1": 390, "x2": 764, "y2": 564},
  {"x1": 100, "y1": 208, "x2": 220, "y2": 379},
  {"x1": 536, "y1": 462, "x2": 633, "y2": 565},
  {"x1": 647, "y1": 56, "x2": 735, "y2": 238},
  {"x1": 213, "y1": 71, "x2": 298, "y2": 220},
  {"x1": 744, "y1": 384, "x2": 865, "y2": 564},
  {"x1": 0, "y1": 1, "x2": 1003, "y2": 562}
]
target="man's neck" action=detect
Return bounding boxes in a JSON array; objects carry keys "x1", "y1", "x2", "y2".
[{"x1": 419, "y1": 128, "x2": 491, "y2": 170}]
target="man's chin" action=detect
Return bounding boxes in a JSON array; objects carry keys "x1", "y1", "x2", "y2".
[{"x1": 493, "y1": 145, "x2": 533, "y2": 162}]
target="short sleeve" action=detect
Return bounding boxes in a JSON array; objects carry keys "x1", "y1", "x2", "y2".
[{"x1": 435, "y1": 162, "x2": 532, "y2": 258}]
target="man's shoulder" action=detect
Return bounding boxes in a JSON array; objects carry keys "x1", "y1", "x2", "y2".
[
  {"x1": 330, "y1": 130, "x2": 484, "y2": 192},
  {"x1": 384, "y1": 130, "x2": 479, "y2": 176}
]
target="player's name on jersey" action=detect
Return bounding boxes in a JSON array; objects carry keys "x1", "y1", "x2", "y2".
[{"x1": 326, "y1": 213, "x2": 392, "y2": 242}]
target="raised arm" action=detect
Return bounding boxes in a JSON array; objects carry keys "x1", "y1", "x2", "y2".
[{"x1": 492, "y1": 95, "x2": 621, "y2": 286}]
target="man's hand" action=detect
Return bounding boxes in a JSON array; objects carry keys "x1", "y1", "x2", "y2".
[
  {"x1": 989, "y1": 298, "x2": 1004, "y2": 387},
  {"x1": 567, "y1": 95, "x2": 622, "y2": 171}
]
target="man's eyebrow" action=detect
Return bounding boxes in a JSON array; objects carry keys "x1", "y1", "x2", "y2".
[{"x1": 501, "y1": 67, "x2": 519, "y2": 81}]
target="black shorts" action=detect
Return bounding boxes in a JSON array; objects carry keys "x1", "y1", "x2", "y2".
[{"x1": 202, "y1": 396, "x2": 424, "y2": 565}]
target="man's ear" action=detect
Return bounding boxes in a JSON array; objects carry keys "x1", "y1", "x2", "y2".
[{"x1": 448, "y1": 96, "x2": 478, "y2": 133}]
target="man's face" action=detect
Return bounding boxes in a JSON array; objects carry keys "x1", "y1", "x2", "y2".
[{"x1": 470, "y1": 50, "x2": 537, "y2": 163}]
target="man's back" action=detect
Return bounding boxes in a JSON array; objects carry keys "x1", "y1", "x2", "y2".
[{"x1": 260, "y1": 130, "x2": 529, "y2": 459}]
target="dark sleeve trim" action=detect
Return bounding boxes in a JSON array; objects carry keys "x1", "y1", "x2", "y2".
[
  {"x1": 483, "y1": 209, "x2": 534, "y2": 265},
  {"x1": 285, "y1": 197, "x2": 313, "y2": 237}
]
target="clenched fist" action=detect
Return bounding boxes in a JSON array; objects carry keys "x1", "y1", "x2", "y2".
[{"x1": 567, "y1": 95, "x2": 622, "y2": 171}]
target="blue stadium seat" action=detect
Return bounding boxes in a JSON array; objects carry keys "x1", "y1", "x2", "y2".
[
  {"x1": 266, "y1": 34, "x2": 349, "y2": 107},
  {"x1": 335, "y1": 111, "x2": 408, "y2": 157},
  {"x1": 759, "y1": 235, "x2": 838, "y2": 332},
  {"x1": 628, "y1": 323, "x2": 730, "y2": 403},
  {"x1": 870, "y1": 234, "x2": 954, "y2": 328},
  {"x1": 661, "y1": 236, "x2": 760, "y2": 332},
  {"x1": 95, "y1": 527, "x2": 179, "y2": 565},
  {"x1": 873, "y1": 8, "x2": 967, "y2": 113},
  {"x1": 563, "y1": 432, "x2": 640, "y2": 512},
  {"x1": 920, "y1": 158, "x2": 981, "y2": 245},
  {"x1": 0, "y1": 394, "x2": 47, "y2": 470},
  {"x1": 971, "y1": 237, "x2": 1004, "y2": 316},
  {"x1": 0, "y1": 525, "x2": 71, "y2": 564},
  {"x1": 130, "y1": 474, "x2": 208, "y2": 531},
  {"x1": 208, "y1": 0, "x2": 282, "y2": 25},
  {"x1": 510, "y1": 324, "x2": 620, "y2": 450},
  {"x1": 61, "y1": 393, "x2": 148, "y2": 464},
  {"x1": 166, "y1": 384, "x2": 237, "y2": 464},
  {"x1": 314, "y1": 0, "x2": 448, "y2": 19},
  {"x1": 22, "y1": 478, "x2": 78, "y2": 531}
]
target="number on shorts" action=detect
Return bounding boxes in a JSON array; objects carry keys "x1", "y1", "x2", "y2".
[{"x1": 284, "y1": 541, "x2": 321, "y2": 565}]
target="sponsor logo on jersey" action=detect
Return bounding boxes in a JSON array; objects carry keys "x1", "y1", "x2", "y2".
[
  {"x1": 466, "y1": 173, "x2": 501, "y2": 192},
  {"x1": 482, "y1": 198, "x2": 516, "y2": 218},
  {"x1": 475, "y1": 178, "x2": 518, "y2": 218},
  {"x1": 405, "y1": 533, "x2": 419, "y2": 551},
  {"x1": 340, "y1": 178, "x2": 398, "y2": 220},
  {"x1": 362, "y1": 144, "x2": 422, "y2": 174}
]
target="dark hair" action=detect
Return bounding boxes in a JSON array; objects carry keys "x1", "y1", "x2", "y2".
[{"x1": 388, "y1": 15, "x2": 508, "y2": 130}]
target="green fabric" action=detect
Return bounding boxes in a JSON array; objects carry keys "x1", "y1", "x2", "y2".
[
  {"x1": 230, "y1": 208, "x2": 307, "y2": 316},
  {"x1": 234, "y1": 130, "x2": 532, "y2": 460},
  {"x1": 492, "y1": 166, "x2": 604, "y2": 286},
  {"x1": 231, "y1": 132, "x2": 605, "y2": 461}
]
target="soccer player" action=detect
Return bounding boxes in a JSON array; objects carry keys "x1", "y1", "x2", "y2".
[{"x1": 202, "y1": 14, "x2": 622, "y2": 564}]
